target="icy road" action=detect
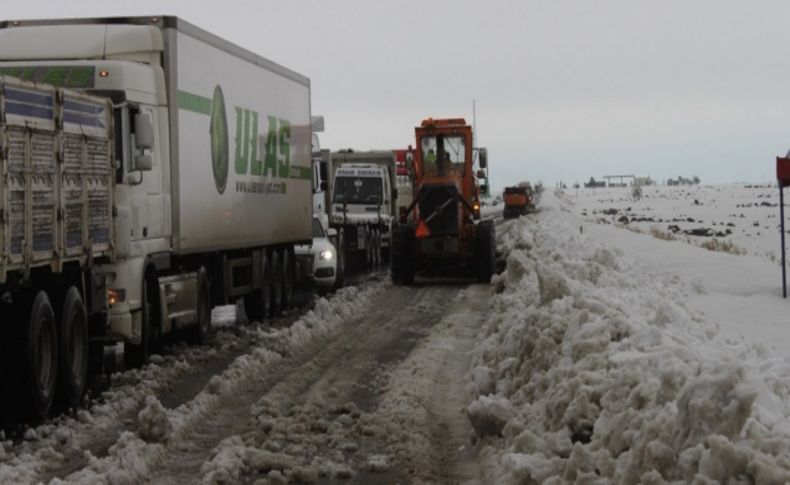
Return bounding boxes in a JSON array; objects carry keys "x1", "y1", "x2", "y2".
[{"x1": 3, "y1": 186, "x2": 790, "y2": 484}]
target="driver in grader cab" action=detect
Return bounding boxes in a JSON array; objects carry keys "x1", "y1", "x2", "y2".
[{"x1": 424, "y1": 145, "x2": 455, "y2": 178}]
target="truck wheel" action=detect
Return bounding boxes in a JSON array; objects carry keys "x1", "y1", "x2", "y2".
[
  {"x1": 124, "y1": 273, "x2": 157, "y2": 369},
  {"x1": 375, "y1": 230, "x2": 383, "y2": 268},
  {"x1": 270, "y1": 250, "x2": 283, "y2": 316},
  {"x1": 334, "y1": 229, "x2": 346, "y2": 290},
  {"x1": 281, "y1": 247, "x2": 295, "y2": 311},
  {"x1": 57, "y1": 287, "x2": 88, "y2": 409},
  {"x1": 476, "y1": 221, "x2": 496, "y2": 283},
  {"x1": 244, "y1": 253, "x2": 272, "y2": 322},
  {"x1": 365, "y1": 231, "x2": 374, "y2": 268},
  {"x1": 373, "y1": 230, "x2": 379, "y2": 268},
  {"x1": 24, "y1": 291, "x2": 58, "y2": 419},
  {"x1": 189, "y1": 269, "x2": 211, "y2": 344},
  {"x1": 391, "y1": 224, "x2": 415, "y2": 285},
  {"x1": 381, "y1": 228, "x2": 390, "y2": 264}
]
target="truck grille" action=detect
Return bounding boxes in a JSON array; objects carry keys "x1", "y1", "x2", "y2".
[{"x1": 418, "y1": 184, "x2": 458, "y2": 235}]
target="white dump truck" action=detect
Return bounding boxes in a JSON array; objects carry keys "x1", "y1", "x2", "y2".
[
  {"x1": 327, "y1": 151, "x2": 397, "y2": 276},
  {"x1": 0, "y1": 16, "x2": 312, "y2": 419}
]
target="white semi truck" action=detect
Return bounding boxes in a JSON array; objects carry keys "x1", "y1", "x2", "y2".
[{"x1": 0, "y1": 16, "x2": 312, "y2": 419}]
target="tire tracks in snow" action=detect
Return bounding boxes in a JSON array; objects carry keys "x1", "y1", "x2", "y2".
[
  {"x1": 141, "y1": 283, "x2": 463, "y2": 484},
  {"x1": 366, "y1": 284, "x2": 492, "y2": 485},
  {"x1": 28, "y1": 300, "x2": 314, "y2": 485}
]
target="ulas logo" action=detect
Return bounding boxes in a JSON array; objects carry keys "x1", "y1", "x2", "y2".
[{"x1": 209, "y1": 85, "x2": 229, "y2": 194}]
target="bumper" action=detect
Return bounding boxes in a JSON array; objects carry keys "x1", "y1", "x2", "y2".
[{"x1": 108, "y1": 302, "x2": 141, "y2": 344}]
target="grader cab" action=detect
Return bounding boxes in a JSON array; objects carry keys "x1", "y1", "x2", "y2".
[{"x1": 390, "y1": 118, "x2": 495, "y2": 284}]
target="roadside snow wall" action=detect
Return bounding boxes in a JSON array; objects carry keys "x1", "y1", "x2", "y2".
[{"x1": 472, "y1": 206, "x2": 790, "y2": 484}]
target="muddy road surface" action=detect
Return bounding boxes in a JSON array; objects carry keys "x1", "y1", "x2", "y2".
[{"x1": 0, "y1": 272, "x2": 494, "y2": 484}]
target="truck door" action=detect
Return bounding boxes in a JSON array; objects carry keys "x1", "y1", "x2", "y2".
[{"x1": 139, "y1": 105, "x2": 164, "y2": 239}]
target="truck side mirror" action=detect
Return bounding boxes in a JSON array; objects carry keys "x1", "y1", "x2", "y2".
[
  {"x1": 134, "y1": 112, "x2": 154, "y2": 150},
  {"x1": 320, "y1": 181, "x2": 328, "y2": 191},
  {"x1": 476, "y1": 169, "x2": 485, "y2": 179},
  {"x1": 392, "y1": 188, "x2": 398, "y2": 200},
  {"x1": 479, "y1": 148, "x2": 488, "y2": 169},
  {"x1": 134, "y1": 154, "x2": 153, "y2": 171}
]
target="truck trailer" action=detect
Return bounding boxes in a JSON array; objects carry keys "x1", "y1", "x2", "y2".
[{"x1": 0, "y1": 16, "x2": 312, "y2": 418}]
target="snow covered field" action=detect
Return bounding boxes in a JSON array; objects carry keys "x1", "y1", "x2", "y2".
[{"x1": 470, "y1": 188, "x2": 790, "y2": 483}]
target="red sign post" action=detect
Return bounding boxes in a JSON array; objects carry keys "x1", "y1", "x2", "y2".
[{"x1": 776, "y1": 156, "x2": 790, "y2": 297}]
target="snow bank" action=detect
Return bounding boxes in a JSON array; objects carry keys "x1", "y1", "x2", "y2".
[{"x1": 474, "y1": 198, "x2": 790, "y2": 484}]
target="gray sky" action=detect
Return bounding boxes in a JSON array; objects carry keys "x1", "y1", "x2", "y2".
[{"x1": 5, "y1": 1, "x2": 790, "y2": 189}]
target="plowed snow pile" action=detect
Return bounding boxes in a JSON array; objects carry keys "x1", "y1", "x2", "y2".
[{"x1": 471, "y1": 192, "x2": 790, "y2": 484}]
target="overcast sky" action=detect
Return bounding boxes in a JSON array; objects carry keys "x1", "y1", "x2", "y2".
[{"x1": 5, "y1": 1, "x2": 790, "y2": 189}]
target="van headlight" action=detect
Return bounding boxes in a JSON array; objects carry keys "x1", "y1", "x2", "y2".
[{"x1": 319, "y1": 249, "x2": 334, "y2": 261}]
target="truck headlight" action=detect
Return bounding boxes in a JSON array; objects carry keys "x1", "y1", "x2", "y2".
[
  {"x1": 108, "y1": 288, "x2": 126, "y2": 305},
  {"x1": 319, "y1": 249, "x2": 334, "y2": 261}
]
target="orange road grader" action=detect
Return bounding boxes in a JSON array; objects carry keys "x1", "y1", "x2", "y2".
[{"x1": 390, "y1": 118, "x2": 495, "y2": 284}]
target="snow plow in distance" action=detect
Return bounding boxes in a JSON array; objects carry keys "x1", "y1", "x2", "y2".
[
  {"x1": 503, "y1": 186, "x2": 531, "y2": 219},
  {"x1": 390, "y1": 118, "x2": 495, "y2": 284}
]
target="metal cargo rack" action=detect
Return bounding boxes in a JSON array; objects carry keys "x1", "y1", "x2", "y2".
[{"x1": 0, "y1": 75, "x2": 114, "y2": 283}]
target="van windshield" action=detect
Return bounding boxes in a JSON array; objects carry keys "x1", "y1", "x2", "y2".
[{"x1": 333, "y1": 177, "x2": 382, "y2": 204}]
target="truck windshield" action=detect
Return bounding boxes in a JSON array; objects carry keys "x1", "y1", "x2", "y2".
[
  {"x1": 421, "y1": 135, "x2": 465, "y2": 177},
  {"x1": 333, "y1": 177, "x2": 382, "y2": 204}
]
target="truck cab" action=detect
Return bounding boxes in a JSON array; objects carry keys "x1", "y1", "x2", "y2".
[{"x1": 328, "y1": 151, "x2": 397, "y2": 272}]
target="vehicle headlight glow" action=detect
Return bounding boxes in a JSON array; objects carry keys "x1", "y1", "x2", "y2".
[{"x1": 319, "y1": 249, "x2": 334, "y2": 261}]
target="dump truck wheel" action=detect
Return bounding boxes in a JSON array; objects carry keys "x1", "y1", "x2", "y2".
[
  {"x1": 476, "y1": 221, "x2": 496, "y2": 283},
  {"x1": 391, "y1": 224, "x2": 415, "y2": 285},
  {"x1": 25, "y1": 291, "x2": 58, "y2": 419},
  {"x1": 57, "y1": 286, "x2": 89, "y2": 409},
  {"x1": 373, "y1": 229, "x2": 382, "y2": 268}
]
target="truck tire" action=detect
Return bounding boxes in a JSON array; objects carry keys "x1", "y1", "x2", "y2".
[
  {"x1": 372, "y1": 229, "x2": 381, "y2": 268},
  {"x1": 281, "y1": 247, "x2": 295, "y2": 311},
  {"x1": 365, "y1": 230, "x2": 374, "y2": 268},
  {"x1": 124, "y1": 273, "x2": 158, "y2": 369},
  {"x1": 25, "y1": 290, "x2": 58, "y2": 419},
  {"x1": 270, "y1": 250, "x2": 283, "y2": 316},
  {"x1": 334, "y1": 229, "x2": 346, "y2": 290},
  {"x1": 376, "y1": 230, "x2": 383, "y2": 268},
  {"x1": 381, "y1": 227, "x2": 390, "y2": 264},
  {"x1": 244, "y1": 253, "x2": 272, "y2": 322},
  {"x1": 57, "y1": 286, "x2": 88, "y2": 409},
  {"x1": 476, "y1": 221, "x2": 496, "y2": 283},
  {"x1": 391, "y1": 224, "x2": 415, "y2": 285},
  {"x1": 189, "y1": 269, "x2": 211, "y2": 344}
]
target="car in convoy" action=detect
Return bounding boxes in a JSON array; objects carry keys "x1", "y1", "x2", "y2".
[{"x1": 296, "y1": 217, "x2": 338, "y2": 293}]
